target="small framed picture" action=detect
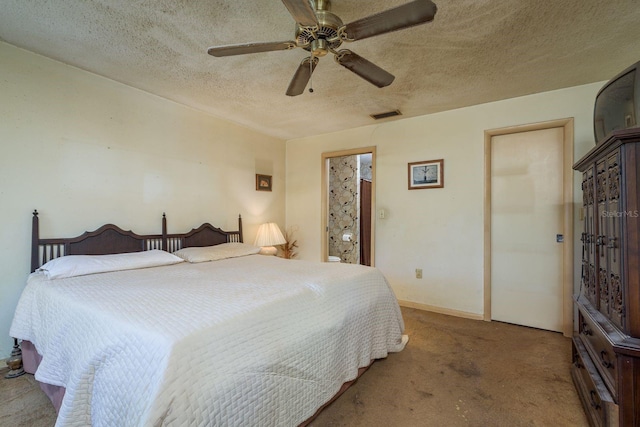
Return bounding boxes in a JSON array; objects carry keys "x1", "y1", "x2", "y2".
[
  {"x1": 256, "y1": 174, "x2": 272, "y2": 191},
  {"x1": 408, "y1": 159, "x2": 444, "y2": 190}
]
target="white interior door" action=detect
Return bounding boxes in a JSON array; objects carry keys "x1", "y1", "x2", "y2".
[{"x1": 490, "y1": 127, "x2": 564, "y2": 332}]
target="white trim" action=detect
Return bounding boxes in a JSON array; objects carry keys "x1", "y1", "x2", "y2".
[{"x1": 398, "y1": 300, "x2": 484, "y2": 321}]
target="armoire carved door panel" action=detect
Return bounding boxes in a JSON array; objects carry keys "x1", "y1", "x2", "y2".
[
  {"x1": 596, "y1": 159, "x2": 609, "y2": 315},
  {"x1": 606, "y1": 150, "x2": 624, "y2": 329},
  {"x1": 582, "y1": 168, "x2": 597, "y2": 306}
]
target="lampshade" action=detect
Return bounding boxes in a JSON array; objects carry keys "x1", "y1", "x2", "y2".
[{"x1": 254, "y1": 223, "x2": 286, "y2": 247}]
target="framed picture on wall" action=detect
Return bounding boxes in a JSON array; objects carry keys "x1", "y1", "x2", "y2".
[
  {"x1": 408, "y1": 159, "x2": 444, "y2": 190},
  {"x1": 256, "y1": 174, "x2": 272, "y2": 191}
]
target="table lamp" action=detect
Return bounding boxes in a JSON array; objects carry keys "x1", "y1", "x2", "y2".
[{"x1": 254, "y1": 222, "x2": 286, "y2": 255}]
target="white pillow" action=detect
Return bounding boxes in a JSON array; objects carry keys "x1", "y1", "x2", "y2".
[
  {"x1": 173, "y1": 242, "x2": 261, "y2": 263},
  {"x1": 38, "y1": 249, "x2": 184, "y2": 279}
]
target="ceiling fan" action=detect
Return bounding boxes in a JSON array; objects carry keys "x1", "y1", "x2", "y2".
[{"x1": 207, "y1": 0, "x2": 437, "y2": 96}]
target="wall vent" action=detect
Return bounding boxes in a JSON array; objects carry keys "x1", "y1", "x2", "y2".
[{"x1": 370, "y1": 110, "x2": 402, "y2": 120}]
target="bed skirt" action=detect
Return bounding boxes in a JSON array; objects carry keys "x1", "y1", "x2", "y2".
[
  {"x1": 299, "y1": 363, "x2": 372, "y2": 426},
  {"x1": 22, "y1": 340, "x2": 66, "y2": 413}
]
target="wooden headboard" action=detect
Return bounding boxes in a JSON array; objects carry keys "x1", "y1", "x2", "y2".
[
  {"x1": 30, "y1": 210, "x2": 243, "y2": 272},
  {"x1": 165, "y1": 222, "x2": 243, "y2": 253}
]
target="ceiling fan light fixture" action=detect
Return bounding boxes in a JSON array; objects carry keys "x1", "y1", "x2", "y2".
[
  {"x1": 310, "y1": 39, "x2": 329, "y2": 56},
  {"x1": 295, "y1": 2, "x2": 343, "y2": 52}
]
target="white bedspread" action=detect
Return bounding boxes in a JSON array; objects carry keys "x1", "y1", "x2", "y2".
[{"x1": 10, "y1": 255, "x2": 406, "y2": 426}]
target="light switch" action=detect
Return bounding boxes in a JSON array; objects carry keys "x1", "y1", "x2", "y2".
[{"x1": 378, "y1": 209, "x2": 385, "y2": 219}]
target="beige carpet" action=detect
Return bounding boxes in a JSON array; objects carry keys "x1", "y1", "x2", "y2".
[
  {"x1": 312, "y1": 307, "x2": 588, "y2": 426},
  {"x1": 0, "y1": 367, "x2": 57, "y2": 427},
  {"x1": 0, "y1": 307, "x2": 587, "y2": 426}
]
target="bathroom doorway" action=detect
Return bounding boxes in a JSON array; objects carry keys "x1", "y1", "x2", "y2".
[{"x1": 321, "y1": 147, "x2": 376, "y2": 266}]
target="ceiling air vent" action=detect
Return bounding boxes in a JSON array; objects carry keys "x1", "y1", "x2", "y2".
[{"x1": 370, "y1": 110, "x2": 402, "y2": 120}]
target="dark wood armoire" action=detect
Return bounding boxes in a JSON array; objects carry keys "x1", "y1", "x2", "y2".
[{"x1": 572, "y1": 128, "x2": 640, "y2": 426}]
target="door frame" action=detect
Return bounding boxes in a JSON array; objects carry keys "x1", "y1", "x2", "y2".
[
  {"x1": 321, "y1": 146, "x2": 377, "y2": 265},
  {"x1": 484, "y1": 118, "x2": 574, "y2": 336}
]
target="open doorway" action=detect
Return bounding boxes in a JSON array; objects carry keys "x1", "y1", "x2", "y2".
[{"x1": 321, "y1": 147, "x2": 376, "y2": 266}]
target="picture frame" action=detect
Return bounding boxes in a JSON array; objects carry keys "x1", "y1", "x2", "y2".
[
  {"x1": 256, "y1": 174, "x2": 272, "y2": 192},
  {"x1": 408, "y1": 159, "x2": 444, "y2": 190}
]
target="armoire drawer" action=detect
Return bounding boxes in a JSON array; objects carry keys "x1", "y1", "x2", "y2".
[
  {"x1": 578, "y1": 310, "x2": 617, "y2": 399},
  {"x1": 572, "y1": 338, "x2": 618, "y2": 426}
]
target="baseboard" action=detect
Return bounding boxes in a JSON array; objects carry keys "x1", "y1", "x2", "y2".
[{"x1": 398, "y1": 300, "x2": 484, "y2": 321}]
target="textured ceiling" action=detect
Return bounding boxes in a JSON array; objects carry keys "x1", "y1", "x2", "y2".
[{"x1": 1, "y1": 0, "x2": 640, "y2": 140}]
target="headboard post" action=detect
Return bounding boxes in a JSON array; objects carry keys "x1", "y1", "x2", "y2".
[
  {"x1": 31, "y1": 210, "x2": 39, "y2": 273},
  {"x1": 238, "y1": 214, "x2": 243, "y2": 243},
  {"x1": 162, "y1": 213, "x2": 167, "y2": 251}
]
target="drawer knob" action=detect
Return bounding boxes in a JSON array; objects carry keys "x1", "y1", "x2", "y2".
[
  {"x1": 572, "y1": 353, "x2": 584, "y2": 369},
  {"x1": 600, "y1": 350, "x2": 614, "y2": 369},
  {"x1": 589, "y1": 390, "x2": 601, "y2": 410}
]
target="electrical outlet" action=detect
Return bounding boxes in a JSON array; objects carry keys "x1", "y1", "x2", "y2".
[{"x1": 415, "y1": 268, "x2": 422, "y2": 279}]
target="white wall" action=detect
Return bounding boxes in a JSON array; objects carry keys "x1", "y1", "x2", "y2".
[
  {"x1": 0, "y1": 42, "x2": 286, "y2": 358},
  {"x1": 286, "y1": 82, "x2": 603, "y2": 317}
]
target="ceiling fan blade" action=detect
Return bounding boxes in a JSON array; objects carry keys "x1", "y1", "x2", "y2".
[
  {"x1": 341, "y1": 0, "x2": 437, "y2": 41},
  {"x1": 207, "y1": 41, "x2": 297, "y2": 57},
  {"x1": 335, "y1": 50, "x2": 395, "y2": 88},
  {"x1": 280, "y1": 0, "x2": 319, "y2": 27},
  {"x1": 286, "y1": 57, "x2": 319, "y2": 96}
]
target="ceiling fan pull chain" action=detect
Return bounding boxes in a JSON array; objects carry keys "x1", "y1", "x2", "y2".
[{"x1": 309, "y1": 57, "x2": 313, "y2": 92}]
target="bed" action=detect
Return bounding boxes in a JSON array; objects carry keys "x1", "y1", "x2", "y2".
[{"x1": 10, "y1": 211, "x2": 407, "y2": 426}]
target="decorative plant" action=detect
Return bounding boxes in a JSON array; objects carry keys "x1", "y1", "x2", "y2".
[{"x1": 280, "y1": 226, "x2": 299, "y2": 259}]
